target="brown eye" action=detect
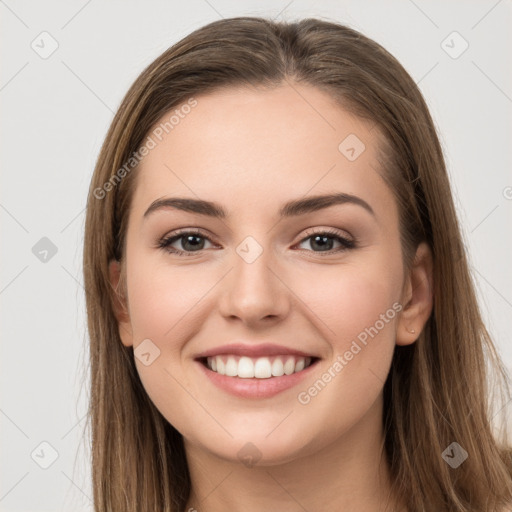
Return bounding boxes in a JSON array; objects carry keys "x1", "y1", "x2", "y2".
[
  {"x1": 158, "y1": 230, "x2": 215, "y2": 256},
  {"x1": 297, "y1": 229, "x2": 356, "y2": 254}
]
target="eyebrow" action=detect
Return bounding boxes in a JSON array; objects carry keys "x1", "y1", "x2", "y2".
[{"x1": 143, "y1": 192, "x2": 376, "y2": 220}]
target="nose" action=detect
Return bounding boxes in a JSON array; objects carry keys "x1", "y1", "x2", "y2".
[{"x1": 218, "y1": 244, "x2": 291, "y2": 327}]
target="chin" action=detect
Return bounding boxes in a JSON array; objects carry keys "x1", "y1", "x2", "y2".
[
  {"x1": 212, "y1": 438, "x2": 315, "y2": 468},
  {"x1": 192, "y1": 420, "x2": 327, "y2": 468}
]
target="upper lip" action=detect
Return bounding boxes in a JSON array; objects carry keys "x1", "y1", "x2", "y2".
[{"x1": 194, "y1": 343, "x2": 320, "y2": 359}]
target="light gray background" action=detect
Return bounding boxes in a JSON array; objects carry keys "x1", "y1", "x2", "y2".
[{"x1": 1, "y1": 1, "x2": 511, "y2": 510}]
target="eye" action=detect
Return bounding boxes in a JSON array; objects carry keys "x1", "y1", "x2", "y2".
[
  {"x1": 295, "y1": 228, "x2": 356, "y2": 255},
  {"x1": 157, "y1": 229, "x2": 215, "y2": 256},
  {"x1": 157, "y1": 227, "x2": 356, "y2": 257}
]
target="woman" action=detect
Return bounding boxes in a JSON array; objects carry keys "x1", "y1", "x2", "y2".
[{"x1": 83, "y1": 16, "x2": 512, "y2": 511}]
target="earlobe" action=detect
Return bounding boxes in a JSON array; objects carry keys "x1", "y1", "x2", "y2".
[
  {"x1": 396, "y1": 242, "x2": 434, "y2": 346},
  {"x1": 108, "y1": 260, "x2": 134, "y2": 347}
]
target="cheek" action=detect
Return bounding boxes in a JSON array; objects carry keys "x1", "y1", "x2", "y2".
[
  {"x1": 290, "y1": 256, "x2": 402, "y2": 416},
  {"x1": 126, "y1": 256, "x2": 214, "y2": 341},
  {"x1": 295, "y1": 257, "x2": 403, "y2": 351},
  {"x1": 123, "y1": 256, "x2": 214, "y2": 436},
  {"x1": 290, "y1": 257, "x2": 402, "y2": 440}
]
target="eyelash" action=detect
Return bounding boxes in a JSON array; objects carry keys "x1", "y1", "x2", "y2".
[{"x1": 157, "y1": 227, "x2": 356, "y2": 257}]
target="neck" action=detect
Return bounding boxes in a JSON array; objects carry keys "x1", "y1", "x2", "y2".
[{"x1": 183, "y1": 396, "x2": 405, "y2": 512}]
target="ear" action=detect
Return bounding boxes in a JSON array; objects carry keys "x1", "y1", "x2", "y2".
[
  {"x1": 108, "y1": 259, "x2": 134, "y2": 347},
  {"x1": 396, "y1": 242, "x2": 434, "y2": 346}
]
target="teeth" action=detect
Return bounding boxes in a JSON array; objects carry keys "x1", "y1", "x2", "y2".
[
  {"x1": 254, "y1": 358, "x2": 272, "y2": 378},
  {"x1": 205, "y1": 355, "x2": 314, "y2": 378},
  {"x1": 283, "y1": 357, "x2": 295, "y2": 375},
  {"x1": 271, "y1": 358, "x2": 284, "y2": 377},
  {"x1": 295, "y1": 358, "x2": 305, "y2": 372},
  {"x1": 216, "y1": 357, "x2": 225, "y2": 375},
  {"x1": 225, "y1": 356, "x2": 238, "y2": 377},
  {"x1": 238, "y1": 356, "x2": 254, "y2": 378}
]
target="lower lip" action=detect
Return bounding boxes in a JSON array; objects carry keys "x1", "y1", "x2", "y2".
[{"x1": 195, "y1": 359, "x2": 320, "y2": 399}]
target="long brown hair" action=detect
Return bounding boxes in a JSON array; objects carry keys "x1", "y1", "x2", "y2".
[{"x1": 82, "y1": 16, "x2": 512, "y2": 511}]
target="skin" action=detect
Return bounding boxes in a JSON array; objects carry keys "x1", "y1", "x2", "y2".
[{"x1": 109, "y1": 83, "x2": 433, "y2": 512}]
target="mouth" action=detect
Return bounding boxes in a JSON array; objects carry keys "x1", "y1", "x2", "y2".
[
  {"x1": 197, "y1": 354, "x2": 319, "y2": 378},
  {"x1": 193, "y1": 342, "x2": 321, "y2": 399},
  {"x1": 193, "y1": 344, "x2": 322, "y2": 399}
]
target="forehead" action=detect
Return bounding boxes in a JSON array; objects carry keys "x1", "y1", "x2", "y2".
[{"x1": 131, "y1": 83, "x2": 395, "y2": 220}]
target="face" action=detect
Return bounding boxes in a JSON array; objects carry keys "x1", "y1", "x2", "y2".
[{"x1": 111, "y1": 83, "x2": 426, "y2": 466}]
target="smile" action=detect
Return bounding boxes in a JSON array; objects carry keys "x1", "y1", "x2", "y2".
[
  {"x1": 193, "y1": 342, "x2": 321, "y2": 398},
  {"x1": 204, "y1": 355, "x2": 315, "y2": 378}
]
